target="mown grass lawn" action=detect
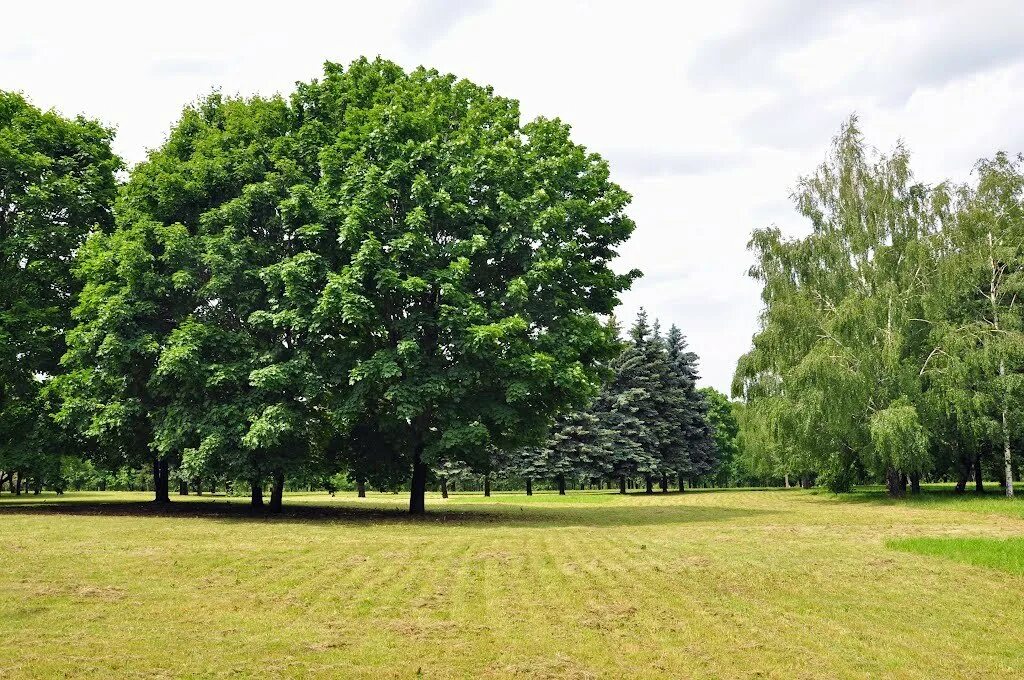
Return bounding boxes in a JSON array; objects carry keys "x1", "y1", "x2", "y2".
[{"x1": 2, "y1": 488, "x2": 1023, "y2": 679}]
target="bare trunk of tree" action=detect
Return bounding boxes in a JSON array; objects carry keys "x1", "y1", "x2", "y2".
[
  {"x1": 886, "y1": 468, "x2": 905, "y2": 498},
  {"x1": 619, "y1": 475, "x2": 627, "y2": 494},
  {"x1": 644, "y1": 475, "x2": 653, "y2": 494},
  {"x1": 178, "y1": 479, "x2": 189, "y2": 495},
  {"x1": 357, "y1": 479, "x2": 366, "y2": 498},
  {"x1": 251, "y1": 478, "x2": 264, "y2": 508},
  {"x1": 484, "y1": 474, "x2": 491, "y2": 497},
  {"x1": 784, "y1": 473, "x2": 791, "y2": 488},
  {"x1": 440, "y1": 477, "x2": 448, "y2": 499},
  {"x1": 975, "y1": 453, "x2": 984, "y2": 493},
  {"x1": 525, "y1": 478, "x2": 532, "y2": 496},
  {"x1": 153, "y1": 458, "x2": 170, "y2": 503},
  {"x1": 557, "y1": 474, "x2": 566, "y2": 495},
  {"x1": 269, "y1": 470, "x2": 284, "y2": 513},
  {"x1": 409, "y1": 441, "x2": 427, "y2": 514},
  {"x1": 1002, "y1": 403, "x2": 1015, "y2": 498},
  {"x1": 910, "y1": 472, "x2": 921, "y2": 494}
]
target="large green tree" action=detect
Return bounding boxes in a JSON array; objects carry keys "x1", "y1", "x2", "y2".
[
  {"x1": 734, "y1": 117, "x2": 942, "y2": 496},
  {"x1": 287, "y1": 58, "x2": 638, "y2": 513},
  {"x1": 0, "y1": 92, "x2": 119, "y2": 493}
]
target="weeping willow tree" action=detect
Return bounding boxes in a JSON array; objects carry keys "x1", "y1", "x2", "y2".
[
  {"x1": 734, "y1": 117, "x2": 945, "y2": 495},
  {"x1": 925, "y1": 153, "x2": 1024, "y2": 497}
]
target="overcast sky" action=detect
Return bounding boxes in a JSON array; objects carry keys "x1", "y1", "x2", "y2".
[{"x1": 5, "y1": 0, "x2": 1024, "y2": 392}]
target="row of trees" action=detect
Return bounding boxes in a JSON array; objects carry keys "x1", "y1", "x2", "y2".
[
  {"x1": 734, "y1": 117, "x2": 1024, "y2": 497},
  {"x1": 480, "y1": 311, "x2": 721, "y2": 495},
  {"x1": 0, "y1": 57, "x2": 691, "y2": 513}
]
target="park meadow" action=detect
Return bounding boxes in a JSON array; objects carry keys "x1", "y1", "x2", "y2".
[{"x1": 2, "y1": 486, "x2": 1024, "y2": 678}]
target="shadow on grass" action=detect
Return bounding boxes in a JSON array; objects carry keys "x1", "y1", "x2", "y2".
[
  {"x1": 820, "y1": 484, "x2": 1024, "y2": 519},
  {"x1": 0, "y1": 495, "x2": 774, "y2": 529}
]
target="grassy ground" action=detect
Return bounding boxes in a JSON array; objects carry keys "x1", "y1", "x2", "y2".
[{"x1": 1, "y1": 488, "x2": 1023, "y2": 678}]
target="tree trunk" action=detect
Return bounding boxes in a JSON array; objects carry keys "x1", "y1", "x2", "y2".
[
  {"x1": 974, "y1": 453, "x2": 984, "y2": 493},
  {"x1": 178, "y1": 479, "x2": 189, "y2": 495},
  {"x1": 251, "y1": 478, "x2": 264, "y2": 508},
  {"x1": 357, "y1": 479, "x2": 366, "y2": 498},
  {"x1": 269, "y1": 470, "x2": 284, "y2": 513},
  {"x1": 440, "y1": 477, "x2": 449, "y2": 499},
  {"x1": 678, "y1": 473, "x2": 685, "y2": 492},
  {"x1": 955, "y1": 453, "x2": 969, "y2": 493},
  {"x1": 195, "y1": 478, "x2": 203, "y2": 496},
  {"x1": 885, "y1": 468, "x2": 904, "y2": 498},
  {"x1": 525, "y1": 478, "x2": 533, "y2": 496},
  {"x1": 784, "y1": 473, "x2": 791, "y2": 488},
  {"x1": 910, "y1": 472, "x2": 921, "y2": 494},
  {"x1": 644, "y1": 475, "x2": 653, "y2": 494},
  {"x1": 619, "y1": 475, "x2": 627, "y2": 494},
  {"x1": 13, "y1": 472, "x2": 20, "y2": 496},
  {"x1": 800, "y1": 474, "x2": 812, "y2": 489},
  {"x1": 557, "y1": 474, "x2": 566, "y2": 495},
  {"x1": 153, "y1": 458, "x2": 170, "y2": 503},
  {"x1": 1002, "y1": 406, "x2": 1015, "y2": 498},
  {"x1": 484, "y1": 474, "x2": 491, "y2": 497},
  {"x1": 660, "y1": 474, "x2": 668, "y2": 493},
  {"x1": 409, "y1": 442, "x2": 427, "y2": 514}
]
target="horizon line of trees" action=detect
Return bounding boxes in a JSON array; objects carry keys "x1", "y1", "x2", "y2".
[{"x1": 735, "y1": 116, "x2": 1024, "y2": 498}]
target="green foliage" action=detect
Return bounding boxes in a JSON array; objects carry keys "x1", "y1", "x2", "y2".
[
  {"x1": 0, "y1": 91, "x2": 120, "y2": 486},
  {"x1": 285, "y1": 58, "x2": 639, "y2": 508},
  {"x1": 698, "y1": 387, "x2": 739, "y2": 485},
  {"x1": 735, "y1": 117, "x2": 943, "y2": 494}
]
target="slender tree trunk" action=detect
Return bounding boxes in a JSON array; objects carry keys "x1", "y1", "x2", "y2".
[
  {"x1": 440, "y1": 477, "x2": 448, "y2": 499},
  {"x1": 178, "y1": 479, "x2": 189, "y2": 495},
  {"x1": 619, "y1": 475, "x2": 627, "y2": 494},
  {"x1": 525, "y1": 478, "x2": 533, "y2": 496},
  {"x1": 660, "y1": 474, "x2": 668, "y2": 493},
  {"x1": 269, "y1": 470, "x2": 284, "y2": 513},
  {"x1": 210, "y1": 479, "x2": 216, "y2": 494},
  {"x1": 784, "y1": 473, "x2": 791, "y2": 488},
  {"x1": 910, "y1": 472, "x2": 921, "y2": 494},
  {"x1": 484, "y1": 474, "x2": 491, "y2": 497},
  {"x1": 557, "y1": 474, "x2": 566, "y2": 495},
  {"x1": 1002, "y1": 405, "x2": 1014, "y2": 498},
  {"x1": 13, "y1": 472, "x2": 20, "y2": 496},
  {"x1": 409, "y1": 441, "x2": 427, "y2": 514},
  {"x1": 974, "y1": 453, "x2": 984, "y2": 493},
  {"x1": 251, "y1": 478, "x2": 264, "y2": 508},
  {"x1": 644, "y1": 475, "x2": 653, "y2": 494},
  {"x1": 153, "y1": 458, "x2": 170, "y2": 503},
  {"x1": 678, "y1": 473, "x2": 685, "y2": 492},
  {"x1": 195, "y1": 478, "x2": 203, "y2": 496},
  {"x1": 357, "y1": 479, "x2": 366, "y2": 498}
]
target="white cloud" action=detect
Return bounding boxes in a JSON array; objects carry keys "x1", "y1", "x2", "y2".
[{"x1": 3, "y1": 0, "x2": 1023, "y2": 392}]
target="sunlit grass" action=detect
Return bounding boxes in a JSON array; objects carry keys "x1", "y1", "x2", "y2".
[
  {"x1": 2, "y1": 488, "x2": 1023, "y2": 678},
  {"x1": 888, "y1": 536, "x2": 1024, "y2": 576}
]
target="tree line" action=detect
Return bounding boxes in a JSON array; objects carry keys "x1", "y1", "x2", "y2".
[
  {"x1": 734, "y1": 117, "x2": 1024, "y2": 497},
  {"x1": 0, "y1": 57, "x2": 726, "y2": 512}
]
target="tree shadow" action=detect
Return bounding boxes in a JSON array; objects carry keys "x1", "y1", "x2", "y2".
[{"x1": 0, "y1": 495, "x2": 774, "y2": 529}]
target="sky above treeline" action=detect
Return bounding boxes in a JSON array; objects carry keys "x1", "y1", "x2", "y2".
[{"x1": 5, "y1": 0, "x2": 1024, "y2": 392}]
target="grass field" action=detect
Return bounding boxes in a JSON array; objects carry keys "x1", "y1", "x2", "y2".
[{"x1": 2, "y1": 488, "x2": 1023, "y2": 678}]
